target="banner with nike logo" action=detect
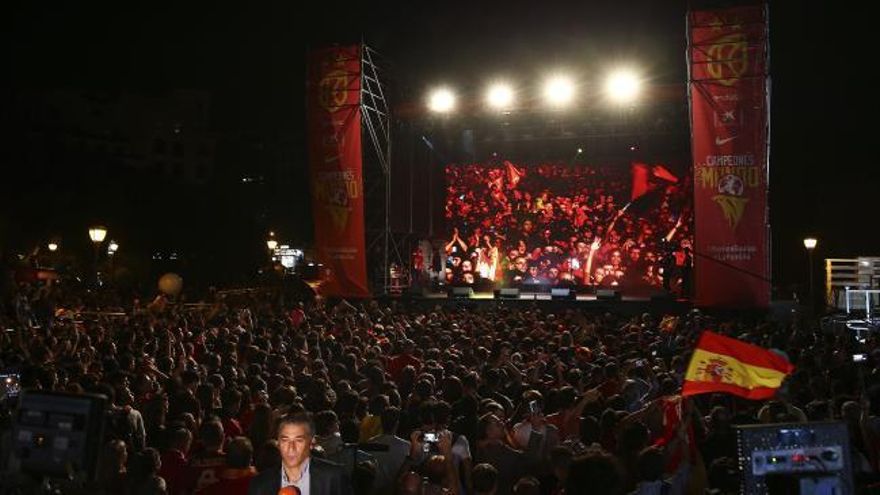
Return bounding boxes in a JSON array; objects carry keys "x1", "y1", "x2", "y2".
[
  {"x1": 308, "y1": 45, "x2": 370, "y2": 297},
  {"x1": 689, "y1": 5, "x2": 770, "y2": 308}
]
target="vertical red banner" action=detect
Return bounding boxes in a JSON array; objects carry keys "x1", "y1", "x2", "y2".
[
  {"x1": 689, "y1": 5, "x2": 770, "y2": 308},
  {"x1": 307, "y1": 45, "x2": 370, "y2": 298}
]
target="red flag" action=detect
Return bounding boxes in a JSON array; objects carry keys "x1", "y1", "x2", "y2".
[
  {"x1": 505, "y1": 160, "x2": 523, "y2": 189},
  {"x1": 631, "y1": 162, "x2": 651, "y2": 200},
  {"x1": 682, "y1": 330, "x2": 794, "y2": 399},
  {"x1": 652, "y1": 164, "x2": 679, "y2": 183}
]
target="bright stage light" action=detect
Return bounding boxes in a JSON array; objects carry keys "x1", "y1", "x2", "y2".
[
  {"x1": 543, "y1": 76, "x2": 575, "y2": 107},
  {"x1": 428, "y1": 88, "x2": 456, "y2": 113},
  {"x1": 486, "y1": 83, "x2": 514, "y2": 109},
  {"x1": 605, "y1": 70, "x2": 641, "y2": 104}
]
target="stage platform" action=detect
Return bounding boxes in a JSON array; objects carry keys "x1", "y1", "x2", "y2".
[{"x1": 381, "y1": 287, "x2": 695, "y2": 315}]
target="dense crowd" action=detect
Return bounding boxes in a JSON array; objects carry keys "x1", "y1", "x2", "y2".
[
  {"x1": 443, "y1": 162, "x2": 694, "y2": 293},
  {"x1": 2, "y1": 279, "x2": 880, "y2": 494}
]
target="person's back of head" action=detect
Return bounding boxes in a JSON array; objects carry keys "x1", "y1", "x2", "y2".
[
  {"x1": 341, "y1": 417, "x2": 360, "y2": 443},
  {"x1": 580, "y1": 416, "x2": 600, "y2": 446},
  {"x1": 221, "y1": 387, "x2": 243, "y2": 416},
  {"x1": 226, "y1": 436, "x2": 254, "y2": 469},
  {"x1": 512, "y1": 476, "x2": 540, "y2": 495},
  {"x1": 550, "y1": 446, "x2": 574, "y2": 482},
  {"x1": 708, "y1": 457, "x2": 740, "y2": 494},
  {"x1": 636, "y1": 446, "x2": 665, "y2": 483},
  {"x1": 369, "y1": 393, "x2": 390, "y2": 416},
  {"x1": 135, "y1": 475, "x2": 167, "y2": 495},
  {"x1": 199, "y1": 420, "x2": 225, "y2": 453},
  {"x1": 169, "y1": 427, "x2": 192, "y2": 454},
  {"x1": 380, "y1": 406, "x2": 401, "y2": 436},
  {"x1": 565, "y1": 452, "x2": 624, "y2": 495},
  {"x1": 314, "y1": 409, "x2": 340, "y2": 437},
  {"x1": 617, "y1": 420, "x2": 649, "y2": 457},
  {"x1": 472, "y1": 463, "x2": 498, "y2": 495},
  {"x1": 254, "y1": 440, "x2": 281, "y2": 473},
  {"x1": 130, "y1": 448, "x2": 162, "y2": 486}
]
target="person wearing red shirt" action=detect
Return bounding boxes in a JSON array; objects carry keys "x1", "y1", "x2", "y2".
[
  {"x1": 388, "y1": 339, "x2": 422, "y2": 384},
  {"x1": 196, "y1": 437, "x2": 258, "y2": 495},
  {"x1": 159, "y1": 427, "x2": 192, "y2": 495}
]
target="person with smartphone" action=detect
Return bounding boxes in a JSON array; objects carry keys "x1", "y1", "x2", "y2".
[{"x1": 510, "y1": 391, "x2": 559, "y2": 474}]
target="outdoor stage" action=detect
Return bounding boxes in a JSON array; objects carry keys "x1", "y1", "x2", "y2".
[{"x1": 388, "y1": 286, "x2": 695, "y2": 315}]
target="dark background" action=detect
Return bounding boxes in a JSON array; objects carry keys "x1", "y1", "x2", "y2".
[{"x1": 1, "y1": 0, "x2": 872, "y2": 296}]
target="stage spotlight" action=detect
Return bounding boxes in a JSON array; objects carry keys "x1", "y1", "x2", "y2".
[
  {"x1": 543, "y1": 76, "x2": 575, "y2": 107},
  {"x1": 606, "y1": 70, "x2": 641, "y2": 104},
  {"x1": 486, "y1": 83, "x2": 514, "y2": 109},
  {"x1": 428, "y1": 88, "x2": 456, "y2": 113}
]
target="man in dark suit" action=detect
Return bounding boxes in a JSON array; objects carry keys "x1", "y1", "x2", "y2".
[{"x1": 248, "y1": 413, "x2": 352, "y2": 495}]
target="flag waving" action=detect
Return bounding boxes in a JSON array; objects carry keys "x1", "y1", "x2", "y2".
[{"x1": 682, "y1": 330, "x2": 794, "y2": 399}]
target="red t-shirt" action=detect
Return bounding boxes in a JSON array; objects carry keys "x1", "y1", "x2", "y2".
[
  {"x1": 159, "y1": 449, "x2": 188, "y2": 495},
  {"x1": 187, "y1": 451, "x2": 227, "y2": 492},
  {"x1": 388, "y1": 353, "x2": 422, "y2": 384}
]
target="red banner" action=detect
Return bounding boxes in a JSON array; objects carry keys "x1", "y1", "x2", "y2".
[
  {"x1": 307, "y1": 45, "x2": 370, "y2": 298},
  {"x1": 689, "y1": 6, "x2": 770, "y2": 308}
]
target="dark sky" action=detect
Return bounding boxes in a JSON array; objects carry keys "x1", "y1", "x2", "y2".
[{"x1": 5, "y1": 1, "x2": 874, "y2": 292}]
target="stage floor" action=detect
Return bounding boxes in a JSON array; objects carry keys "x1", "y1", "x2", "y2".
[{"x1": 420, "y1": 291, "x2": 657, "y2": 302}]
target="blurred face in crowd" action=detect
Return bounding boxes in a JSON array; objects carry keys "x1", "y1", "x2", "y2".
[
  {"x1": 629, "y1": 248, "x2": 641, "y2": 262},
  {"x1": 515, "y1": 258, "x2": 528, "y2": 273},
  {"x1": 486, "y1": 415, "x2": 506, "y2": 441},
  {"x1": 461, "y1": 260, "x2": 473, "y2": 273}
]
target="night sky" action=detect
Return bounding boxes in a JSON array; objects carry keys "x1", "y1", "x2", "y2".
[{"x1": 4, "y1": 0, "x2": 873, "y2": 294}]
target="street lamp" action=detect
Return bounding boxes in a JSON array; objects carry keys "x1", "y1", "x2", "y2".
[
  {"x1": 804, "y1": 237, "x2": 818, "y2": 311},
  {"x1": 107, "y1": 240, "x2": 119, "y2": 256},
  {"x1": 89, "y1": 226, "x2": 108, "y2": 244},
  {"x1": 89, "y1": 226, "x2": 107, "y2": 286},
  {"x1": 266, "y1": 238, "x2": 278, "y2": 251},
  {"x1": 47, "y1": 242, "x2": 58, "y2": 252}
]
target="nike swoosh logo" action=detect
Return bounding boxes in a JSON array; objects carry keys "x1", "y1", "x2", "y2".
[{"x1": 715, "y1": 136, "x2": 737, "y2": 145}]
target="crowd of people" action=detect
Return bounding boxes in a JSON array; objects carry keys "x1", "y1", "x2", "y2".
[
  {"x1": 443, "y1": 162, "x2": 694, "y2": 293},
  {"x1": 2, "y1": 277, "x2": 880, "y2": 494}
]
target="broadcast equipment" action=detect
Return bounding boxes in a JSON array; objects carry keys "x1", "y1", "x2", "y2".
[
  {"x1": 736, "y1": 422, "x2": 854, "y2": 494},
  {"x1": 8, "y1": 391, "x2": 107, "y2": 482}
]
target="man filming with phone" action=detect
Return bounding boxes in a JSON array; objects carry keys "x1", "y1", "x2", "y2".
[{"x1": 510, "y1": 391, "x2": 559, "y2": 473}]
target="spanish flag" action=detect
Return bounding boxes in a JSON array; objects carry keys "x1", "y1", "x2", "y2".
[{"x1": 682, "y1": 330, "x2": 794, "y2": 399}]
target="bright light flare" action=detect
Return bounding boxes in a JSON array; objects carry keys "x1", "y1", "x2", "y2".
[
  {"x1": 428, "y1": 88, "x2": 456, "y2": 113},
  {"x1": 486, "y1": 83, "x2": 514, "y2": 109},
  {"x1": 605, "y1": 70, "x2": 641, "y2": 103},
  {"x1": 543, "y1": 76, "x2": 575, "y2": 107}
]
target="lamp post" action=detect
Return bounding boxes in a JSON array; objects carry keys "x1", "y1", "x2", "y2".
[
  {"x1": 89, "y1": 226, "x2": 107, "y2": 286},
  {"x1": 804, "y1": 237, "x2": 818, "y2": 311}
]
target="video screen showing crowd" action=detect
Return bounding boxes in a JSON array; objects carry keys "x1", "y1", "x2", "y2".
[{"x1": 444, "y1": 160, "x2": 694, "y2": 295}]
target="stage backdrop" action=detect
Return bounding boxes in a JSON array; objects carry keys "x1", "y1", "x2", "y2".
[
  {"x1": 307, "y1": 45, "x2": 370, "y2": 298},
  {"x1": 689, "y1": 5, "x2": 771, "y2": 308}
]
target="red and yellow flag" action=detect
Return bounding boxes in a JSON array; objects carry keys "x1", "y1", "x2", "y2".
[{"x1": 682, "y1": 330, "x2": 794, "y2": 399}]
